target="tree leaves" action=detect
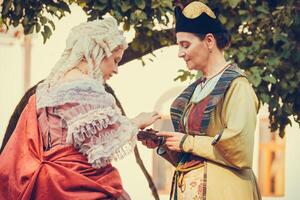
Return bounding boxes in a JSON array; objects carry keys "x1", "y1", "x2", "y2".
[
  {"x1": 1, "y1": 0, "x2": 299, "y2": 137},
  {"x1": 120, "y1": 1, "x2": 131, "y2": 12},
  {"x1": 41, "y1": 25, "x2": 52, "y2": 44},
  {"x1": 1, "y1": 0, "x2": 69, "y2": 42},
  {"x1": 228, "y1": 0, "x2": 240, "y2": 8},
  {"x1": 174, "y1": 69, "x2": 196, "y2": 82},
  {"x1": 262, "y1": 75, "x2": 277, "y2": 84},
  {"x1": 35, "y1": 23, "x2": 41, "y2": 33},
  {"x1": 134, "y1": 0, "x2": 146, "y2": 10},
  {"x1": 1, "y1": 0, "x2": 12, "y2": 16},
  {"x1": 256, "y1": 5, "x2": 269, "y2": 14}
]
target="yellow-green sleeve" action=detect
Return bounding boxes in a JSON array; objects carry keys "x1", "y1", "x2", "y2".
[{"x1": 182, "y1": 77, "x2": 259, "y2": 169}]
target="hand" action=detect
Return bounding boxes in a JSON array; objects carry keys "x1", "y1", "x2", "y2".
[
  {"x1": 156, "y1": 131, "x2": 185, "y2": 152},
  {"x1": 141, "y1": 139, "x2": 159, "y2": 149},
  {"x1": 132, "y1": 111, "x2": 161, "y2": 129}
]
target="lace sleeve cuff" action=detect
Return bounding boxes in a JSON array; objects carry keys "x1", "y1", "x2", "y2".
[{"x1": 59, "y1": 104, "x2": 138, "y2": 168}]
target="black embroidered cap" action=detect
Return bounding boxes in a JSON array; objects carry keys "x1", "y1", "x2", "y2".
[{"x1": 175, "y1": 1, "x2": 228, "y2": 34}]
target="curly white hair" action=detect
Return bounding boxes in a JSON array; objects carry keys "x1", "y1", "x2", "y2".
[{"x1": 36, "y1": 17, "x2": 127, "y2": 109}]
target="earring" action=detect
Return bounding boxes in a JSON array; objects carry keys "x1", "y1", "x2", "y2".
[{"x1": 209, "y1": 49, "x2": 212, "y2": 53}]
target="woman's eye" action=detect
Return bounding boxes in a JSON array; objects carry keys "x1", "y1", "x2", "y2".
[
  {"x1": 182, "y1": 44, "x2": 189, "y2": 48},
  {"x1": 114, "y1": 58, "x2": 121, "y2": 64}
]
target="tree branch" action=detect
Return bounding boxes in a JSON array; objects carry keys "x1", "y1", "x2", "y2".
[
  {"x1": 119, "y1": 28, "x2": 176, "y2": 65},
  {"x1": 134, "y1": 146, "x2": 160, "y2": 200}
]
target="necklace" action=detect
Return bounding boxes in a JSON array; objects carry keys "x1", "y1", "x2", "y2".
[
  {"x1": 200, "y1": 62, "x2": 230, "y2": 90},
  {"x1": 76, "y1": 66, "x2": 88, "y2": 75}
]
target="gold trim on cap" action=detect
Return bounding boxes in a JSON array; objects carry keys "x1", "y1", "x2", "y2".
[{"x1": 182, "y1": 1, "x2": 216, "y2": 19}]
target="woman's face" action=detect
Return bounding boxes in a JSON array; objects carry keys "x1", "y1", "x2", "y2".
[
  {"x1": 100, "y1": 47, "x2": 124, "y2": 81},
  {"x1": 176, "y1": 32, "x2": 210, "y2": 71}
]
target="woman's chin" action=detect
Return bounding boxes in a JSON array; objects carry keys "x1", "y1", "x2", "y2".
[{"x1": 186, "y1": 64, "x2": 195, "y2": 70}]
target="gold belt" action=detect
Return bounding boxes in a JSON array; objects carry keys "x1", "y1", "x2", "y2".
[{"x1": 175, "y1": 163, "x2": 205, "y2": 192}]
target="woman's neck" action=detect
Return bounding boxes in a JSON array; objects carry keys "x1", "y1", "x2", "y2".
[
  {"x1": 202, "y1": 53, "x2": 229, "y2": 78},
  {"x1": 77, "y1": 60, "x2": 89, "y2": 74}
]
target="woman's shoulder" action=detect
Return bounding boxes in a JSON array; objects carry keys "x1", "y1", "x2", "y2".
[
  {"x1": 226, "y1": 76, "x2": 256, "y2": 96},
  {"x1": 36, "y1": 76, "x2": 108, "y2": 109},
  {"x1": 56, "y1": 77, "x2": 105, "y2": 94},
  {"x1": 50, "y1": 67, "x2": 104, "y2": 93},
  {"x1": 230, "y1": 76, "x2": 250, "y2": 87},
  {"x1": 225, "y1": 76, "x2": 259, "y2": 108}
]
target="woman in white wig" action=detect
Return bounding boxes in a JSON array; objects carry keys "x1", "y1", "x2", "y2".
[{"x1": 0, "y1": 17, "x2": 160, "y2": 200}]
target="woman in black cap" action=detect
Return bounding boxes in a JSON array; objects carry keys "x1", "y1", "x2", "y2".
[{"x1": 142, "y1": 1, "x2": 261, "y2": 199}]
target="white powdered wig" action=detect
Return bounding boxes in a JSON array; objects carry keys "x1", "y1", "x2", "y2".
[{"x1": 36, "y1": 17, "x2": 128, "y2": 109}]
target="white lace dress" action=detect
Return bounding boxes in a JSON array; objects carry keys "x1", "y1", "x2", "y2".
[{"x1": 36, "y1": 77, "x2": 138, "y2": 168}]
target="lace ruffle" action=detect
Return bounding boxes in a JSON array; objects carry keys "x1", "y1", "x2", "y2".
[
  {"x1": 36, "y1": 78, "x2": 115, "y2": 109},
  {"x1": 84, "y1": 116, "x2": 138, "y2": 168},
  {"x1": 64, "y1": 105, "x2": 120, "y2": 144},
  {"x1": 59, "y1": 104, "x2": 138, "y2": 168}
]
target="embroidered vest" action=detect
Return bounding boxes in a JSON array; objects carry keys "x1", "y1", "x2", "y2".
[
  {"x1": 170, "y1": 63, "x2": 245, "y2": 135},
  {"x1": 169, "y1": 63, "x2": 246, "y2": 200}
]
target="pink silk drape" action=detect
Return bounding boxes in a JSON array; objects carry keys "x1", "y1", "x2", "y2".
[{"x1": 0, "y1": 95, "x2": 123, "y2": 200}]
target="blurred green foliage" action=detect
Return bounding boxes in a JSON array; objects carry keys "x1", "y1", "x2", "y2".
[{"x1": 1, "y1": 0, "x2": 299, "y2": 137}]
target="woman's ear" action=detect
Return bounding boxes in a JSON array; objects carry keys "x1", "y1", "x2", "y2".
[{"x1": 205, "y1": 33, "x2": 215, "y2": 52}]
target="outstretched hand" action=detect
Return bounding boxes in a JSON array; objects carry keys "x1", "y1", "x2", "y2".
[
  {"x1": 156, "y1": 131, "x2": 185, "y2": 152},
  {"x1": 132, "y1": 111, "x2": 161, "y2": 129}
]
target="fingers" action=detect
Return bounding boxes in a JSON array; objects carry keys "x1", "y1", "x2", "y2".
[
  {"x1": 140, "y1": 112, "x2": 161, "y2": 128},
  {"x1": 140, "y1": 139, "x2": 158, "y2": 149},
  {"x1": 164, "y1": 141, "x2": 180, "y2": 152},
  {"x1": 148, "y1": 142, "x2": 158, "y2": 148},
  {"x1": 156, "y1": 131, "x2": 174, "y2": 137},
  {"x1": 153, "y1": 114, "x2": 161, "y2": 121},
  {"x1": 151, "y1": 111, "x2": 159, "y2": 117},
  {"x1": 151, "y1": 111, "x2": 161, "y2": 121}
]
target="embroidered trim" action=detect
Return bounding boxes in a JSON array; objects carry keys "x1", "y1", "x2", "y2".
[
  {"x1": 60, "y1": 105, "x2": 138, "y2": 168},
  {"x1": 179, "y1": 134, "x2": 189, "y2": 151},
  {"x1": 36, "y1": 78, "x2": 114, "y2": 109}
]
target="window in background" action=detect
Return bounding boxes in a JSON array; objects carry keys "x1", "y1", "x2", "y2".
[{"x1": 258, "y1": 117, "x2": 285, "y2": 196}]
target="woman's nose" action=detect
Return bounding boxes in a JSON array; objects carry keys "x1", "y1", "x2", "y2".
[
  {"x1": 113, "y1": 65, "x2": 119, "y2": 74},
  {"x1": 178, "y1": 47, "x2": 185, "y2": 58}
]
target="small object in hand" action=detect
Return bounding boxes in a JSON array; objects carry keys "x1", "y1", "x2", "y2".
[{"x1": 137, "y1": 128, "x2": 165, "y2": 146}]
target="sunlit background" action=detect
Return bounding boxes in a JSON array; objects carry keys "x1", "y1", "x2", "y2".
[{"x1": 1, "y1": 6, "x2": 299, "y2": 200}]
